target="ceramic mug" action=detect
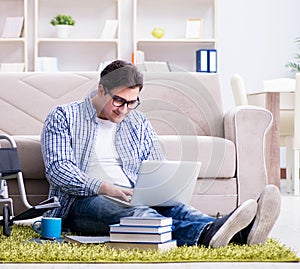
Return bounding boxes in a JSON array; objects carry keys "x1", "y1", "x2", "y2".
[{"x1": 33, "y1": 217, "x2": 62, "y2": 239}]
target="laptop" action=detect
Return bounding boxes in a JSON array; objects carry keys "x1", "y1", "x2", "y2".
[{"x1": 104, "y1": 160, "x2": 201, "y2": 207}]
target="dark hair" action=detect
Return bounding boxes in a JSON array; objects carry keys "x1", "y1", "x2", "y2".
[{"x1": 100, "y1": 60, "x2": 143, "y2": 93}]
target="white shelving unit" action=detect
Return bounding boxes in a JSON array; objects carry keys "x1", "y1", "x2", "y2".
[
  {"x1": 133, "y1": 0, "x2": 219, "y2": 72},
  {"x1": 0, "y1": 0, "x2": 28, "y2": 71},
  {"x1": 0, "y1": 0, "x2": 218, "y2": 72},
  {"x1": 34, "y1": 0, "x2": 120, "y2": 72}
]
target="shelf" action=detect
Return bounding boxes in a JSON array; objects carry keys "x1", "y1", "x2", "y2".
[
  {"x1": 133, "y1": 0, "x2": 218, "y2": 72},
  {"x1": 34, "y1": 0, "x2": 120, "y2": 71},
  {"x1": 0, "y1": 0, "x2": 218, "y2": 72},
  {"x1": 35, "y1": 0, "x2": 119, "y2": 39},
  {"x1": 0, "y1": 0, "x2": 28, "y2": 70},
  {"x1": 37, "y1": 38, "x2": 119, "y2": 43},
  {"x1": 0, "y1": 38, "x2": 26, "y2": 43},
  {"x1": 137, "y1": 38, "x2": 217, "y2": 44}
]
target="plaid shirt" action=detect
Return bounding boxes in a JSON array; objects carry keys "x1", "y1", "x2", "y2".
[{"x1": 41, "y1": 93, "x2": 164, "y2": 219}]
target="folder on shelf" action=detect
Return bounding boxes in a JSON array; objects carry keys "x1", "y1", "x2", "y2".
[
  {"x1": 1, "y1": 17, "x2": 24, "y2": 38},
  {"x1": 143, "y1": 61, "x2": 171, "y2": 72},
  {"x1": 100, "y1": 20, "x2": 118, "y2": 39},
  {"x1": 0, "y1": 63, "x2": 25, "y2": 72},
  {"x1": 209, "y1": 50, "x2": 217, "y2": 72},
  {"x1": 196, "y1": 49, "x2": 217, "y2": 73},
  {"x1": 36, "y1": 57, "x2": 58, "y2": 72},
  {"x1": 134, "y1": 50, "x2": 145, "y2": 65}
]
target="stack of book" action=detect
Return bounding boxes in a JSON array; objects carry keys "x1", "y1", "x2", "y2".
[{"x1": 107, "y1": 216, "x2": 177, "y2": 251}]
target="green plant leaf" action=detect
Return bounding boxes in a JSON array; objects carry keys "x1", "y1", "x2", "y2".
[
  {"x1": 286, "y1": 37, "x2": 300, "y2": 72},
  {"x1": 50, "y1": 14, "x2": 75, "y2": 26}
]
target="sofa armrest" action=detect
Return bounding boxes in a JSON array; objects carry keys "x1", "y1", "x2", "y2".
[{"x1": 224, "y1": 105, "x2": 273, "y2": 204}]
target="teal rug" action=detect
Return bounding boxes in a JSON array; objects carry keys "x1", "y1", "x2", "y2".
[{"x1": 0, "y1": 225, "x2": 299, "y2": 263}]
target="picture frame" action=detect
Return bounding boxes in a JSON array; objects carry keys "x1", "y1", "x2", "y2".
[{"x1": 185, "y1": 18, "x2": 203, "y2": 39}]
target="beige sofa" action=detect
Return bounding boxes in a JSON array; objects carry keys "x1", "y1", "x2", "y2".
[{"x1": 0, "y1": 72, "x2": 272, "y2": 216}]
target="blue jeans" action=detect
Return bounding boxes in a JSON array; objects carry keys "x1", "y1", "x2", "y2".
[{"x1": 64, "y1": 195, "x2": 215, "y2": 246}]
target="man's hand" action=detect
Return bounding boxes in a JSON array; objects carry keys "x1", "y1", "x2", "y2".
[{"x1": 98, "y1": 182, "x2": 133, "y2": 202}]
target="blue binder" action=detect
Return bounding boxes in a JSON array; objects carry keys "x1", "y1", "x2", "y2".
[{"x1": 196, "y1": 49, "x2": 217, "y2": 73}]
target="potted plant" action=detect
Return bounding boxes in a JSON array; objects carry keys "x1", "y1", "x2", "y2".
[
  {"x1": 286, "y1": 37, "x2": 300, "y2": 72},
  {"x1": 50, "y1": 14, "x2": 75, "y2": 38}
]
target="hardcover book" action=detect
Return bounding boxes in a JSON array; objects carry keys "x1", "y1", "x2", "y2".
[
  {"x1": 109, "y1": 223, "x2": 172, "y2": 234},
  {"x1": 65, "y1": 235, "x2": 110, "y2": 244},
  {"x1": 106, "y1": 239, "x2": 177, "y2": 251},
  {"x1": 110, "y1": 231, "x2": 172, "y2": 243},
  {"x1": 120, "y1": 217, "x2": 172, "y2": 227}
]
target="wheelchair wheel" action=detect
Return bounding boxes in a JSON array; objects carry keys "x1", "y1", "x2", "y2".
[{"x1": 3, "y1": 204, "x2": 11, "y2": 237}]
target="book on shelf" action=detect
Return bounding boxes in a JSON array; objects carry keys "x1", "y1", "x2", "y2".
[
  {"x1": 120, "y1": 216, "x2": 173, "y2": 227},
  {"x1": 36, "y1": 57, "x2": 58, "y2": 72},
  {"x1": 143, "y1": 61, "x2": 171, "y2": 72},
  {"x1": 196, "y1": 49, "x2": 217, "y2": 73},
  {"x1": 109, "y1": 223, "x2": 172, "y2": 234},
  {"x1": 0, "y1": 63, "x2": 25, "y2": 72},
  {"x1": 65, "y1": 235, "x2": 110, "y2": 244},
  {"x1": 1, "y1": 17, "x2": 24, "y2": 38},
  {"x1": 132, "y1": 50, "x2": 145, "y2": 65},
  {"x1": 110, "y1": 230, "x2": 172, "y2": 243},
  {"x1": 100, "y1": 20, "x2": 118, "y2": 39},
  {"x1": 106, "y1": 239, "x2": 177, "y2": 251},
  {"x1": 133, "y1": 50, "x2": 146, "y2": 71}
]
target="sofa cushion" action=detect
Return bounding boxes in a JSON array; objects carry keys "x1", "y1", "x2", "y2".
[
  {"x1": 12, "y1": 134, "x2": 235, "y2": 180},
  {"x1": 158, "y1": 135, "x2": 236, "y2": 179},
  {"x1": 0, "y1": 72, "x2": 99, "y2": 135},
  {"x1": 139, "y1": 72, "x2": 224, "y2": 137}
]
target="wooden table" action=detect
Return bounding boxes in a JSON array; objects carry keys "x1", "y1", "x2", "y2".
[{"x1": 247, "y1": 90, "x2": 294, "y2": 189}]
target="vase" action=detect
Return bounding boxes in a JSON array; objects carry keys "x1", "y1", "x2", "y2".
[{"x1": 55, "y1": 25, "x2": 73, "y2": 38}]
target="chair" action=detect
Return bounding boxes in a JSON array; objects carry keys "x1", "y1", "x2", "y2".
[
  {"x1": 263, "y1": 77, "x2": 296, "y2": 194},
  {"x1": 0, "y1": 134, "x2": 32, "y2": 213},
  {"x1": 0, "y1": 134, "x2": 32, "y2": 235},
  {"x1": 292, "y1": 73, "x2": 300, "y2": 195},
  {"x1": 0, "y1": 134, "x2": 60, "y2": 236},
  {"x1": 230, "y1": 74, "x2": 248, "y2": 106},
  {"x1": 230, "y1": 73, "x2": 298, "y2": 194}
]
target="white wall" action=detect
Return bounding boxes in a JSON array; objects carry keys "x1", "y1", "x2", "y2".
[{"x1": 218, "y1": 0, "x2": 300, "y2": 111}]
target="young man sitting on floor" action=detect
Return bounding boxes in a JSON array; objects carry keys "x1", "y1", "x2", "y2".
[{"x1": 41, "y1": 60, "x2": 281, "y2": 247}]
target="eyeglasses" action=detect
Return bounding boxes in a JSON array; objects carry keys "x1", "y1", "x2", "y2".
[{"x1": 107, "y1": 91, "x2": 140, "y2": 110}]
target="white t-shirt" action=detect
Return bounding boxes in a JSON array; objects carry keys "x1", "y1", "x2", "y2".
[{"x1": 87, "y1": 118, "x2": 131, "y2": 187}]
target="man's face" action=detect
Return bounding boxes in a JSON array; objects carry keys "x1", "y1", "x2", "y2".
[{"x1": 99, "y1": 85, "x2": 140, "y2": 123}]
